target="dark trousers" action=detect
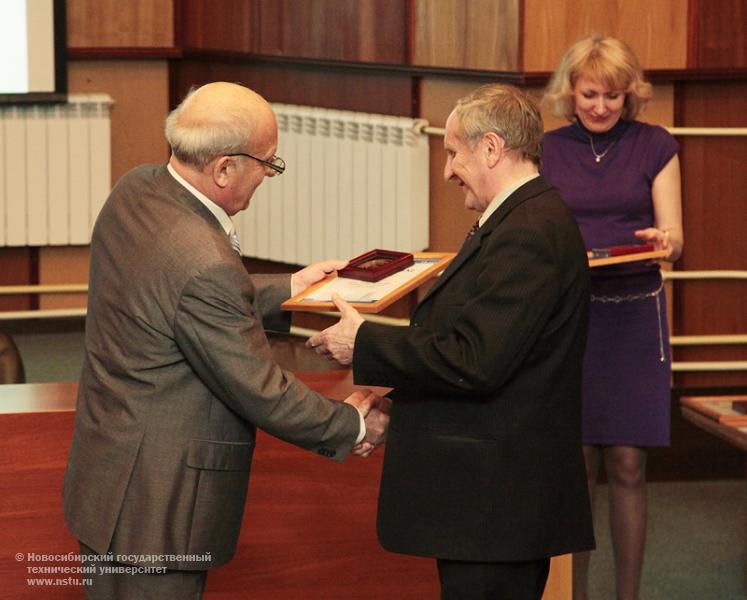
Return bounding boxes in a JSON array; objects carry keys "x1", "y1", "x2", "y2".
[
  {"x1": 437, "y1": 557, "x2": 551, "y2": 600},
  {"x1": 80, "y1": 543, "x2": 207, "y2": 600}
]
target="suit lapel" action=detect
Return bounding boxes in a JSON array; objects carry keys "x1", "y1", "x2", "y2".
[
  {"x1": 421, "y1": 233, "x2": 481, "y2": 303},
  {"x1": 420, "y1": 176, "x2": 553, "y2": 305}
]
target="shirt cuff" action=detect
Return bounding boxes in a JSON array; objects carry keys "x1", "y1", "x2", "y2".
[{"x1": 355, "y1": 408, "x2": 366, "y2": 444}]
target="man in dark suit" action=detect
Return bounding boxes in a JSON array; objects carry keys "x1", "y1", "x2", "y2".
[
  {"x1": 63, "y1": 82, "x2": 387, "y2": 599},
  {"x1": 309, "y1": 84, "x2": 594, "y2": 599}
]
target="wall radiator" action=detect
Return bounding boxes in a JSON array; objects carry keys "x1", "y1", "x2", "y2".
[
  {"x1": 0, "y1": 94, "x2": 112, "y2": 247},
  {"x1": 0, "y1": 99, "x2": 427, "y2": 263},
  {"x1": 236, "y1": 103, "x2": 430, "y2": 265}
]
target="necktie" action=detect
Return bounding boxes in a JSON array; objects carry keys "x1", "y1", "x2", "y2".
[
  {"x1": 463, "y1": 220, "x2": 480, "y2": 246},
  {"x1": 229, "y1": 228, "x2": 242, "y2": 256}
]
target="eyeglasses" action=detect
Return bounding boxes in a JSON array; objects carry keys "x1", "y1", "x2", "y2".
[{"x1": 227, "y1": 152, "x2": 286, "y2": 175}]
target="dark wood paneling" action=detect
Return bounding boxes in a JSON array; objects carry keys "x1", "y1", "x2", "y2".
[
  {"x1": 67, "y1": 47, "x2": 182, "y2": 60},
  {"x1": 688, "y1": 0, "x2": 747, "y2": 68},
  {"x1": 256, "y1": 0, "x2": 406, "y2": 64},
  {"x1": 179, "y1": 0, "x2": 253, "y2": 52},
  {"x1": 673, "y1": 81, "x2": 747, "y2": 388},
  {"x1": 0, "y1": 249, "x2": 35, "y2": 311},
  {"x1": 171, "y1": 60, "x2": 414, "y2": 115},
  {"x1": 178, "y1": 0, "x2": 407, "y2": 64}
]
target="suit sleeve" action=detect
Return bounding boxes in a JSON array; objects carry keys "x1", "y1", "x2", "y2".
[
  {"x1": 249, "y1": 273, "x2": 292, "y2": 332},
  {"x1": 174, "y1": 262, "x2": 360, "y2": 461},
  {"x1": 354, "y1": 223, "x2": 563, "y2": 396}
]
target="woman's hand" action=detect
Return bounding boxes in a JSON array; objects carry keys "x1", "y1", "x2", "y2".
[{"x1": 634, "y1": 227, "x2": 671, "y2": 257}]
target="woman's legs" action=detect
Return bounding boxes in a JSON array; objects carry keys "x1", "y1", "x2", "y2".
[{"x1": 604, "y1": 445, "x2": 647, "y2": 600}]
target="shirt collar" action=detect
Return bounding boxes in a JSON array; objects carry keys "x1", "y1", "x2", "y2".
[
  {"x1": 167, "y1": 162, "x2": 234, "y2": 236},
  {"x1": 479, "y1": 173, "x2": 540, "y2": 227}
]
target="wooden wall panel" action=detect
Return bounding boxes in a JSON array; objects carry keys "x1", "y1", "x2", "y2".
[
  {"x1": 254, "y1": 0, "x2": 407, "y2": 63},
  {"x1": 689, "y1": 0, "x2": 747, "y2": 68},
  {"x1": 38, "y1": 247, "x2": 89, "y2": 310},
  {"x1": 638, "y1": 85, "x2": 676, "y2": 126},
  {"x1": 179, "y1": 0, "x2": 406, "y2": 63},
  {"x1": 412, "y1": 0, "x2": 519, "y2": 71},
  {"x1": 673, "y1": 81, "x2": 747, "y2": 388},
  {"x1": 171, "y1": 61, "x2": 413, "y2": 115},
  {"x1": 179, "y1": 0, "x2": 253, "y2": 52},
  {"x1": 0, "y1": 249, "x2": 34, "y2": 311},
  {"x1": 68, "y1": 61, "x2": 171, "y2": 181},
  {"x1": 67, "y1": 0, "x2": 174, "y2": 48},
  {"x1": 523, "y1": 0, "x2": 688, "y2": 72},
  {"x1": 419, "y1": 78, "x2": 485, "y2": 252}
]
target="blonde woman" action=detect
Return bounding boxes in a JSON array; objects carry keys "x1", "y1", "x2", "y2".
[{"x1": 541, "y1": 35, "x2": 683, "y2": 600}]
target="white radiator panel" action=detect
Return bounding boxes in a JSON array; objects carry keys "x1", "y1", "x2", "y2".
[
  {"x1": 236, "y1": 104, "x2": 429, "y2": 265},
  {"x1": 0, "y1": 94, "x2": 112, "y2": 247}
]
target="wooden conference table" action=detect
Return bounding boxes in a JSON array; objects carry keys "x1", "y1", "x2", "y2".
[
  {"x1": 680, "y1": 395, "x2": 747, "y2": 590},
  {"x1": 680, "y1": 395, "x2": 747, "y2": 453},
  {"x1": 0, "y1": 373, "x2": 569, "y2": 599}
]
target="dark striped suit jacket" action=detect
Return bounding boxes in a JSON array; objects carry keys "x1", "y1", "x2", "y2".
[{"x1": 354, "y1": 176, "x2": 595, "y2": 561}]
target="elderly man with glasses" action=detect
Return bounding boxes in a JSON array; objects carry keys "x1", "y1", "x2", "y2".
[{"x1": 63, "y1": 82, "x2": 388, "y2": 600}]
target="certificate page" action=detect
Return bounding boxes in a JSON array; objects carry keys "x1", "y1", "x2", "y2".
[{"x1": 302, "y1": 257, "x2": 442, "y2": 304}]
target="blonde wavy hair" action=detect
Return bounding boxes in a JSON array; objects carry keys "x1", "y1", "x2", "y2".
[{"x1": 543, "y1": 35, "x2": 653, "y2": 122}]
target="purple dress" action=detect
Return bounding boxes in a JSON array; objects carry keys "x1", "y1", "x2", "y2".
[{"x1": 541, "y1": 119, "x2": 679, "y2": 446}]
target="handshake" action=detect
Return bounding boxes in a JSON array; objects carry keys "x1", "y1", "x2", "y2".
[{"x1": 344, "y1": 390, "x2": 391, "y2": 458}]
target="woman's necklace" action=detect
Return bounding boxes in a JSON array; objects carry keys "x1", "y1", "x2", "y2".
[
  {"x1": 589, "y1": 136, "x2": 617, "y2": 163},
  {"x1": 575, "y1": 119, "x2": 622, "y2": 163}
]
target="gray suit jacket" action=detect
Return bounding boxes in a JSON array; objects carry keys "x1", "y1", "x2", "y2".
[{"x1": 63, "y1": 164, "x2": 360, "y2": 570}]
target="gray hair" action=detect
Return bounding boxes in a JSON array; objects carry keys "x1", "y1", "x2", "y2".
[
  {"x1": 164, "y1": 84, "x2": 257, "y2": 170},
  {"x1": 453, "y1": 84, "x2": 543, "y2": 165}
]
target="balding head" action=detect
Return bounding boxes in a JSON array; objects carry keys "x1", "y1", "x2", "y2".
[{"x1": 165, "y1": 82, "x2": 277, "y2": 170}]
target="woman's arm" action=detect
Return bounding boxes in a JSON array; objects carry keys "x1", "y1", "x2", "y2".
[{"x1": 635, "y1": 154, "x2": 684, "y2": 262}]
